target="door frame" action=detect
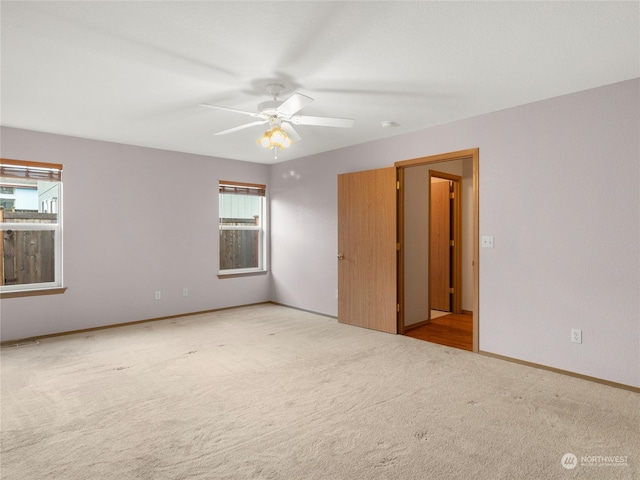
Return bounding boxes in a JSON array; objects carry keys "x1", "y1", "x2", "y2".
[{"x1": 395, "y1": 148, "x2": 479, "y2": 352}]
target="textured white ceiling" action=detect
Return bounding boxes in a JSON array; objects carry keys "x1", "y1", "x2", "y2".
[{"x1": 1, "y1": 1, "x2": 638, "y2": 164}]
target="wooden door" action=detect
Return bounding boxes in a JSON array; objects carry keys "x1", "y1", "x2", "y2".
[
  {"x1": 337, "y1": 167, "x2": 397, "y2": 334},
  {"x1": 430, "y1": 178, "x2": 451, "y2": 311}
]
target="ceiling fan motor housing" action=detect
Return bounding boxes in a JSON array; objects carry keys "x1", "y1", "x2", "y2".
[{"x1": 258, "y1": 100, "x2": 284, "y2": 116}]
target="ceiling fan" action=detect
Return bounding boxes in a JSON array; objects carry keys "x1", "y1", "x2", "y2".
[{"x1": 199, "y1": 83, "x2": 354, "y2": 153}]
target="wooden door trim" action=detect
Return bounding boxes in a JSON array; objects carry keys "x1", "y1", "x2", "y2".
[
  {"x1": 396, "y1": 167, "x2": 405, "y2": 334},
  {"x1": 396, "y1": 148, "x2": 479, "y2": 168},
  {"x1": 429, "y1": 170, "x2": 462, "y2": 316},
  {"x1": 395, "y1": 148, "x2": 479, "y2": 352}
]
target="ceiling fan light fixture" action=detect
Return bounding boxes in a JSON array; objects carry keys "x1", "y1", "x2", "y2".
[
  {"x1": 258, "y1": 131, "x2": 272, "y2": 149},
  {"x1": 258, "y1": 126, "x2": 292, "y2": 150},
  {"x1": 271, "y1": 127, "x2": 292, "y2": 148}
]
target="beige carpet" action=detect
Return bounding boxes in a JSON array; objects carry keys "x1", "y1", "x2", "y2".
[{"x1": 1, "y1": 304, "x2": 638, "y2": 479}]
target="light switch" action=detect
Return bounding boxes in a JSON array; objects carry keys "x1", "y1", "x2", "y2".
[{"x1": 481, "y1": 236, "x2": 494, "y2": 248}]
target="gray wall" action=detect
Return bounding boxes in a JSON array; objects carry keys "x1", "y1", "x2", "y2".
[
  {"x1": 269, "y1": 79, "x2": 640, "y2": 387},
  {"x1": 0, "y1": 129, "x2": 270, "y2": 339}
]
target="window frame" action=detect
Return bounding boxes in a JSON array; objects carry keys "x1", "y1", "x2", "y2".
[
  {"x1": 0, "y1": 159, "x2": 65, "y2": 298},
  {"x1": 218, "y1": 180, "x2": 267, "y2": 277}
]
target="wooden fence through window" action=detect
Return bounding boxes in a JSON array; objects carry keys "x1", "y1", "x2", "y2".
[
  {"x1": 220, "y1": 217, "x2": 259, "y2": 270},
  {"x1": 1, "y1": 210, "x2": 56, "y2": 286}
]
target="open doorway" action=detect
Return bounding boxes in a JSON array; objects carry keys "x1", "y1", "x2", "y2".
[{"x1": 396, "y1": 149, "x2": 479, "y2": 352}]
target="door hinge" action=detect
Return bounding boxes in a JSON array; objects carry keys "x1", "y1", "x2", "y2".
[
  {"x1": 450, "y1": 192, "x2": 455, "y2": 199},
  {"x1": 450, "y1": 240, "x2": 455, "y2": 247},
  {"x1": 449, "y1": 288, "x2": 455, "y2": 294},
  {"x1": 396, "y1": 180, "x2": 400, "y2": 190},
  {"x1": 396, "y1": 242, "x2": 401, "y2": 251},
  {"x1": 397, "y1": 303, "x2": 400, "y2": 313}
]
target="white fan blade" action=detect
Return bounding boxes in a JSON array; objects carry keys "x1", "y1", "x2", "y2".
[
  {"x1": 290, "y1": 115, "x2": 354, "y2": 128},
  {"x1": 214, "y1": 120, "x2": 268, "y2": 136},
  {"x1": 281, "y1": 122, "x2": 302, "y2": 143},
  {"x1": 199, "y1": 103, "x2": 264, "y2": 119},
  {"x1": 277, "y1": 93, "x2": 314, "y2": 116}
]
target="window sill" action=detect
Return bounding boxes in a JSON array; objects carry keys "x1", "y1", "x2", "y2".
[
  {"x1": 0, "y1": 287, "x2": 67, "y2": 299},
  {"x1": 218, "y1": 270, "x2": 268, "y2": 279}
]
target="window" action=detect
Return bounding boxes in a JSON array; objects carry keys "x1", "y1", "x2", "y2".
[
  {"x1": 0, "y1": 199, "x2": 15, "y2": 210},
  {"x1": 1, "y1": 159, "x2": 63, "y2": 294},
  {"x1": 219, "y1": 181, "x2": 266, "y2": 275}
]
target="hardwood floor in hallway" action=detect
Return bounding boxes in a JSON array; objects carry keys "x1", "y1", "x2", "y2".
[{"x1": 405, "y1": 312, "x2": 473, "y2": 351}]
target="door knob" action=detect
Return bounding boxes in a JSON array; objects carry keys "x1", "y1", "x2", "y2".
[{"x1": 337, "y1": 253, "x2": 344, "y2": 260}]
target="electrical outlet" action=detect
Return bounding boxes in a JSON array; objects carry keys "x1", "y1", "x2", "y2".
[
  {"x1": 481, "y1": 236, "x2": 494, "y2": 248},
  {"x1": 155, "y1": 291, "x2": 161, "y2": 300},
  {"x1": 183, "y1": 287, "x2": 189, "y2": 297},
  {"x1": 571, "y1": 329, "x2": 582, "y2": 344}
]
